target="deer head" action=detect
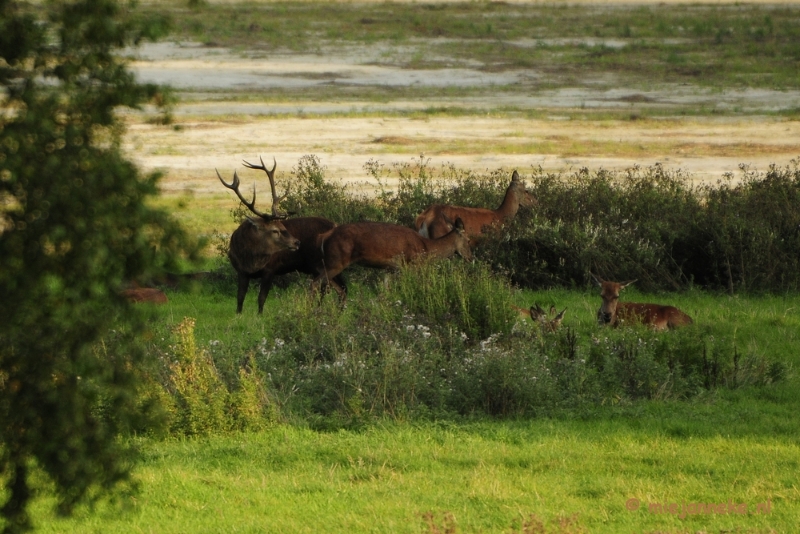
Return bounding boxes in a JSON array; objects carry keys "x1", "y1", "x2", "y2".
[{"x1": 591, "y1": 273, "x2": 636, "y2": 325}]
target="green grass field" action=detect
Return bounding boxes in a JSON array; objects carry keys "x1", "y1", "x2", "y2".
[{"x1": 30, "y1": 279, "x2": 800, "y2": 533}]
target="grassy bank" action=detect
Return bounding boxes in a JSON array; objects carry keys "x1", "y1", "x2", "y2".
[
  {"x1": 33, "y1": 411, "x2": 799, "y2": 533},
  {"x1": 26, "y1": 236, "x2": 800, "y2": 533}
]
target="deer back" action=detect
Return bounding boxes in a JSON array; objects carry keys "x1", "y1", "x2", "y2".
[
  {"x1": 119, "y1": 287, "x2": 168, "y2": 304},
  {"x1": 414, "y1": 170, "x2": 535, "y2": 240},
  {"x1": 616, "y1": 302, "x2": 693, "y2": 330},
  {"x1": 321, "y1": 222, "x2": 429, "y2": 272}
]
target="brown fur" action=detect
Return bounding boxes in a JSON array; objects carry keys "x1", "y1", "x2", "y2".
[
  {"x1": 227, "y1": 217, "x2": 300, "y2": 314},
  {"x1": 513, "y1": 303, "x2": 567, "y2": 332},
  {"x1": 592, "y1": 274, "x2": 693, "y2": 331},
  {"x1": 249, "y1": 216, "x2": 347, "y2": 312},
  {"x1": 120, "y1": 287, "x2": 168, "y2": 304},
  {"x1": 414, "y1": 170, "x2": 536, "y2": 243},
  {"x1": 313, "y1": 218, "x2": 472, "y2": 300}
]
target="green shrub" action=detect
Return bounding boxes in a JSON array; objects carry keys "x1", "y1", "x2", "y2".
[
  {"x1": 160, "y1": 317, "x2": 278, "y2": 436},
  {"x1": 389, "y1": 258, "x2": 516, "y2": 341}
]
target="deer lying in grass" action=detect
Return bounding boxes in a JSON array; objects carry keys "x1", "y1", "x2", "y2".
[
  {"x1": 414, "y1": 170, "x2": 536, "y2": 244},
  {"x1": 312, "y1": 217, "x2": 472, "y2": 301},
  {"x1": 119, "y1": 286, "x2": 168, "y2": 304},
  {"x1": 513, "y1": 303, "x2": 567, "y2": 332},
  {"x1": 592, "y1": 274, "x2": 693, "y2": 331}
]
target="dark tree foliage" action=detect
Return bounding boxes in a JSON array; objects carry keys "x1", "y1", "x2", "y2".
[{"x1": 0, "y1": 1, "x2": 191, "y2": 532}]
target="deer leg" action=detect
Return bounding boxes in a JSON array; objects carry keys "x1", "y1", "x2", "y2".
[
  {"x1": 328, "y1": 277, "x2": 347, "y2": 302},
  {"x1": 236, "y1": 273, "x2": 250, "y2": 314},
  {"x1": 257, "y1": 275, "x2": 274, "y2": 314},
  {"x1": 332, "y1": 274, "x2": 347, "y2": 296},
  {"x1": 313, "y1": 264, "x2": 347, "y2": 303}
]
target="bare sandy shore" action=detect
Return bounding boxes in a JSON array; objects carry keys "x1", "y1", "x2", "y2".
[{"x1": 127, "y1": 115, "x2": 800, "y2": 194}]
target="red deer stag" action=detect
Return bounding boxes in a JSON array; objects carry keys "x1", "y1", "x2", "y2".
[
  {"x1": 237, "y1": 157, "x2": 346, "y2": 310},
  {"x1": 591, "y1": 274, "x2": 693, "y2": 331},
  {"x1": 513, "y1": 303, "x2": 567, "y2": 332},
  {"x1": 414, "y1": 170, "x2": 536, "y2": 244},
  {"x1": 217, "y1": 157, "x2": 300, "y2": 314},
  {"x1": 312, "y1": 218, "x2": 472, "y2": 301}
]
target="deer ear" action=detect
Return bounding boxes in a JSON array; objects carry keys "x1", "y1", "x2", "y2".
[
  {"x1": 620, "y1": 279, "x2": 637, "y2": 289},
  {"x1": 590, "y1": 273, "x2": 603, "y2": 286},
  {"x1": 441, "y1": 213, "x2": 455, "y2": 230},
  {"x1": 454, "y1": 217, "x2": 465, "y2": 231},
  {"x1": 511, "y1": 170, "x2": 520, "y2": 182},
  {"x1": 245, "y1": 216, "x2": 259, "y2": 227}
]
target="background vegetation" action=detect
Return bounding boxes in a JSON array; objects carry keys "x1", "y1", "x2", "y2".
[{"x1": 142, "y1": 1, "x2": 800, "y2": 95}]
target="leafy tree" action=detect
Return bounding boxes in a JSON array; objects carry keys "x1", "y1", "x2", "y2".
[{"x1": 0, "y1": 1, "x2": 192, "y2": 531}]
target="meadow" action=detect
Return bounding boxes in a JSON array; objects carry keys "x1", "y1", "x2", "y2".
[
  {"x1": 32, "y1": 159, "x2": 800, "y2": 533},
  {"x1": 31, "y1": 269, "x2": 800, "y2": 533},
  {"x1": 21, "y1": 0, "x2": 800, "y2": 532}
]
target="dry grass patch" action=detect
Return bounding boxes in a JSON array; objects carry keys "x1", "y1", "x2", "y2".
[{"x1": 370, "y1": 135, "x2": 418, "y2": 145}]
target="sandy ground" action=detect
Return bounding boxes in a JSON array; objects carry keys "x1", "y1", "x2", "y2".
[
  {"x1": 123, "y1": 41, "x2": 800, "y2": 195},
  {"x1": 126, "y1": 115, "x2": 800, "y2": 195}
]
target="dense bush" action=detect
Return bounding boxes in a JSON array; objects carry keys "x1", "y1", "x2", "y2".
[
  {"x1": 491, "y1": 161, "x2": 800, "y2": 293},
  {"x1": 278, "y1": 155, "x2": 800, "y2": 293}
]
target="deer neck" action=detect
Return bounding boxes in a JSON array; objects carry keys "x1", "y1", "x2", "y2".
[
  {"x1": 426, "y1": 231, "x2": 461, "y2": 258},
  {"x1": 495, "y1": 186, "x2": 521, "y2": 220}
]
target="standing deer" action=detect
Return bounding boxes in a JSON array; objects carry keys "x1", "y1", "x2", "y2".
[
  {"x1": 591, "y1": 274, "x2": 693, "y2": 331},
  {"x1": 414, "y1": 170, "x2": 536, "y2": 244},
  {"x1": 217, "y1": 157, "x2": 300, "y2": 314},
  {"x1": 312, "y1": 218, "x2": 472, "y2": 301}
]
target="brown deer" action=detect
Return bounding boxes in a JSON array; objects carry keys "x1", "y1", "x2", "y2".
[
  {"x1": 119, "y1": 285, "x2": 168, "y2": 304},
  {"x1": 513, "y1": 303, "x2": 567, "y2": 332},
  {"x1": 258, "y1": 216, "x2": 347, "y2": 304},
  {"x1": 414, "y1": 170, "x2": 536, "y2": 244},
  {"x1": 591, "y1": 274, "x2": 693, "y2": 331},
  {"x1": 312, "y1": 217, "x2": 473, "y2": 300},
  {"x1": 217, "y1": 157, "x2": 300, "y2": 314}
]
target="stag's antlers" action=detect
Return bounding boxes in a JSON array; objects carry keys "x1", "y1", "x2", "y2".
[
  {"x1": 216, "y1": 156, "x2": 289, "y2": 220},
  {"x1": 242, "y1": 156, "x2": 291, "y2": 218}
]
